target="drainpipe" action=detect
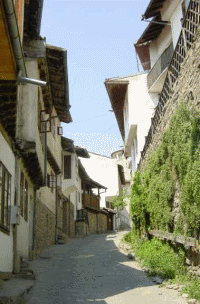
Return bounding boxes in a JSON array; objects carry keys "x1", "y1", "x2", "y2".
[
  {"x1": 3, "y1": 0, "x2": 26, "y2": 77},
  {"x1": 32, "y1": 188, "x2": 37, "y2": 258},
  {"x1": 18, "y1": 74, "x2": 47, "y2": 87},
  {"x1": 55, "y1": 175, "x2": 58, "y2": 244},
  {"x1": 43, "y1": 121, "x2": 48, "y2": 186},
  {"x1": 13, "y1": 154, "x2": 20, "y2": 274},
  {"x1": 3, "y1": 1, "x2": 47, "y2": 86}
]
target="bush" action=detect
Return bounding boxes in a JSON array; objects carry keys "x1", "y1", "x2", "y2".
[
  {"x1": 131, "y1": 102, "x2": 200, "y2": 236},
  {"x1": 123, "y1": 232, "x2": 186, "y2": 279}
]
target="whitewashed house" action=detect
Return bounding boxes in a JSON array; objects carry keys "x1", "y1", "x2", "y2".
[
  {"x1": 61, "y1": 138, "x2": 108, "y2": 236},
  {"x1": 61, "y1": 137, "x2": 90, "y2": 236},
  {"x1": 134, "y1": 0, "x2": 190, "y2": 94},
  {"x1": 81, "y1": 152, "x2": 118, "y2": 208},
  {"x1": 81, "y1": 151, "x2": 132, "y2": 230},
  {"x1": 105, "y1": 74, "x2": 158, "y2": 175},
  {"x1": 105, "y1": 0, "x2": 190, "y2": 175}
]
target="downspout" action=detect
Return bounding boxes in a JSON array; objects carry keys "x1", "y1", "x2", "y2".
[
  {"x1": 44, "y1": 121, "x2": 48, "y2": 186},
  {"x1": 55, "y1": 175, "x2": 58, "y2": 244},
  {"x1": 13, "y1": 154, "x2": 20, "y2": 274},
  {"x1": 4, "y1": 0, "x2": 47, "y2": 86},
  {"x1": 3, "y1": 0, "x2": 26, "y2": 77},
  {"x1": 18, "y1": 73, "x2": 47, "y2": 87},
  {"x1": 32, "y1": 188, "x2": 37, "y2": 258}
]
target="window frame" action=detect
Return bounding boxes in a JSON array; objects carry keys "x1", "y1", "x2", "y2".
[
  {"x1": 64, "y1": 155, "x2": 72, "y2": 179},
  {"x1": 0, "y1": 162, "x2": 11, "y2": 233}
]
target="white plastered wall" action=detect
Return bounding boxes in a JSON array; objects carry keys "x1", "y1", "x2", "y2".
[
  {"x1": 125, "y1": 74, "x2": 159, "y2": 170},
  {"x1": 171, "y1": 2, "x2": 183, "y2": 47},
  {"x1": 81, "y1": 153, "x2": 119, "y2": 208},
  {"x1": 47, "y1": 106, "x2": 62, "y2": 170},
  {"x1": 149, "y1": 25, "x2": 172, "y2": 68},
  {"x1": 62, "y1": 152, "x2": 82, "y2": 220},
  {"x1": 37, "y1": 162, "x2": 56, "y2": 215},
  {"x1": 0, "y1": 131, "x2": 15, "y2": 272},
  {"x1": 17, "y1": 161, "x2": 34, "y2": 260},
  {"x1": 161, "y1": 0, "x2": 183, "y2": 49}
]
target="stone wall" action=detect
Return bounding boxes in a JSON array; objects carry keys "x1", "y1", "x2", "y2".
[
  {"x1": 57, "y1": 202, "x2": 63, "y2": 231},
  {"x1": 87, "y1": 211, "x2": 97, "y2": 234},
  {"x1": 97, "y1": 212, "x2": 107, "y2": 233},
  {"x1": 76, "y1": 220, "x2": 87, "y2": 237},
  {"x1": 138, "y1": 30, "x2": 200, "y2": 264},
  {"x1": 36, "y1": 199, "x2": 55, "y2": 254},
  {"x1": 66, "y1": 201, "x2": 75, "y2": 237},
  {"x1": 140, "y1": 31, "x2": 200, "y2": 170}
]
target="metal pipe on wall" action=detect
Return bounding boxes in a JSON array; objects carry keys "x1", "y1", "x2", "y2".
[{"x1": 3, "y1": 0, "x2": 27, "y2": 77}]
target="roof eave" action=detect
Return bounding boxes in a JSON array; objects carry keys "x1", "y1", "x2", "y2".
[
  {"x1": 105, "y1": 79, "x2": 129, "y2": 141},
  {"x1": 142, "y1": 0, "x2": 166, "y2": 20},
  {"x1": 46, "y1": 45, "x2": 72, "y2": 124}
]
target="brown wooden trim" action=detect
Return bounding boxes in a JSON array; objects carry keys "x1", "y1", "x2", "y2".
[{"x1": 149, "y1": 229, "x2": 199, "y2": 249}]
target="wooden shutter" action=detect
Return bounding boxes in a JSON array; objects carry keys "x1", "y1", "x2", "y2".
[{"x1": 64, "y1": 155, "x2": 71, "y2": 179}]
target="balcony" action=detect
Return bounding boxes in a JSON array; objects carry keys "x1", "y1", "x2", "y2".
[
  {"x1": 147, "y1": 43, "x2": 173, "y2": 93},
  {"x1": 82, "y1": 193, "x2": 100, "y2": 210}
]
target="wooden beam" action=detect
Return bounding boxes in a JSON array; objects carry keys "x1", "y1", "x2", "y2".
[
  {"x1": 23, "y1": 38, "x2": 46, "y2": 58},
  {"x1": 149, "y1": 229, "x2": 199, "y2": 249}
]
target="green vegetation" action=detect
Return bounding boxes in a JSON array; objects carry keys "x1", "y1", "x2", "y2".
[
  {"x1": 123, "y1": 231, "x2": 186, "y2": 279},
  {"x1": 112, "y1": 188, "x2": 129, "y2": 210},
  {"x1": 123, "y1": 231, "x2": 200, "y2": 301},
  {"x1": 125, "y1": 102, "x2": 200, "y2": 301},
  {"x1": 130, "y1": 102, "x2": 200, "y2": 237}
]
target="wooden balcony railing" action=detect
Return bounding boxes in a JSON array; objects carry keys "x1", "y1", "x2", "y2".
[
  {"x1": 82, "y1": 193, "x2": 100, "y2": 210},
  {"x1": 138, "y1": 0, "x2": 200, "y2": 169}
]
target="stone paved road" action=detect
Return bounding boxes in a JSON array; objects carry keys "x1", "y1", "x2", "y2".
[{"x1": 27, "y1": 232, "x2": 187, "y2": 304}]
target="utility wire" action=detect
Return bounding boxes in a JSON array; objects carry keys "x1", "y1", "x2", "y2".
[{"x1": 72, "y1": 113, "x2": 109, "y2": 124}]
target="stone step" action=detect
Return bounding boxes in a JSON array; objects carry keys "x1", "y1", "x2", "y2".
[
  {"x1": 0, "y1": 272, "x2": 12, "y2": 281},
  {"x1": 0, "y1": 278, "x2": 34, "y2": 304}
]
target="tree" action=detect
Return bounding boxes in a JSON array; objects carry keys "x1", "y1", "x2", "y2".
[{"x1": 112, "y1": 187, "x2": 129, "y2": 210}]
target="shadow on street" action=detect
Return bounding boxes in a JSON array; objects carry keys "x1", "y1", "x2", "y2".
[{"x1": 26, "y1": 232, "x2": 158, "y2": 303}]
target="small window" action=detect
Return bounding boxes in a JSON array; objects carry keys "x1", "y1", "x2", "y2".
[
  {"x1": 64, "y1": 155, "x2": 71, "y2": 179},
  {"x1": 0, "y1": 162, "x2": 11, "y2": 232}
]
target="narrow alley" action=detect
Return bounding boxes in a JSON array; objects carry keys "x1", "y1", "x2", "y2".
[{"x1": 26, "y1": 232, "x2": 187, "y2": 304}]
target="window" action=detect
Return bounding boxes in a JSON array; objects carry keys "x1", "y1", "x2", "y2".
[
  {"x1": 20, "y1": 171, "x2": 28, "y2": 221},
  {"x1": 64, "y1": 155, "x2": 71, "y2": 179},
  {"x1": 0, "y1": 162, "x2": 11, "y2": 232}
]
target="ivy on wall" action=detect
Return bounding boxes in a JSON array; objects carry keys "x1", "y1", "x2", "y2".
[{"x1": 131, "y1": 102, "x2": 200, "y2": 237}]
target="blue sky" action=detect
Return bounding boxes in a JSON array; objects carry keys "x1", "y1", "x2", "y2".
[{"x1": 41, "y1": 0, "x2": 150, "y2": 156}]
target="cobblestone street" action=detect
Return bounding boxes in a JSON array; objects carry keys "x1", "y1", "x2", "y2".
[{"x1": 25, "y1": 231, "x2": 188, "y2": 304}]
